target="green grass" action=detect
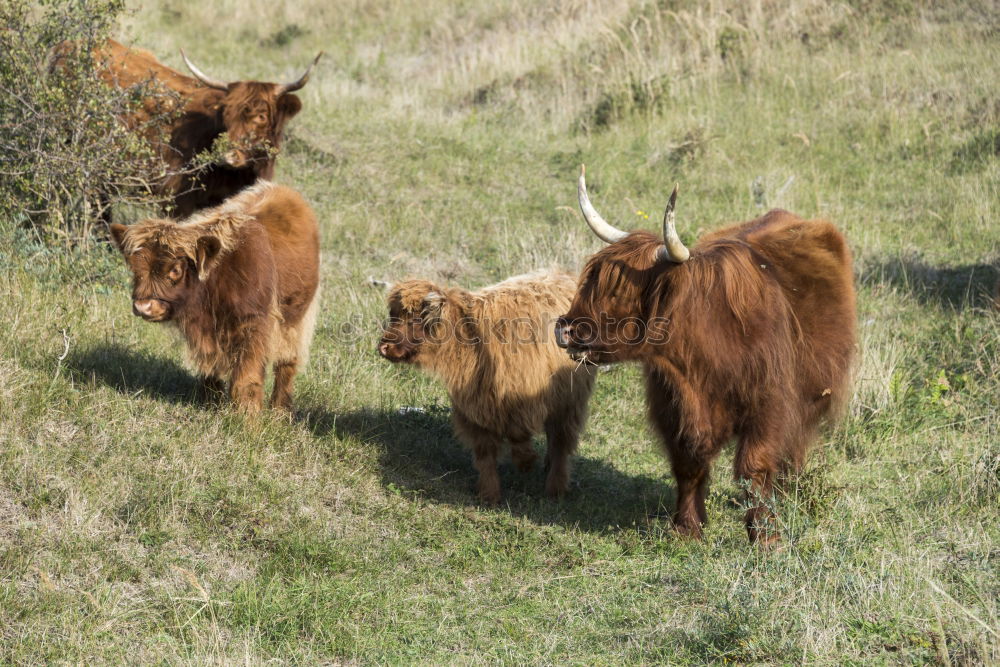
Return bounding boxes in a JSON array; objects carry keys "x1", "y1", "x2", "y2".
[{"x1": 2, "y1": 0, "x2": 999, "y2": 662}]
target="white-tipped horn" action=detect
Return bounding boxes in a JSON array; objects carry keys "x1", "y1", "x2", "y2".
[
  {"x1": 577, "y1": 165, "x2": 629, "y2": 245},
  {"x1": 276, "y1": 52, "x2": 324, "y2": 96},
  {"x1": 656, "y1": 184, "x2": 690, "y2": 263},
  {"x1": 180, "y1": 49, "x2": 229, "y2": 90}
]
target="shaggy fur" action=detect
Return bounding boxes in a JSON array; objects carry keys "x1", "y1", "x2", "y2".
[
  {"x1": 379, "y1": 272, "x2": 597, "y2": 504},
  {"x1": 558, "y1": 209, "x2": 856, "y2": 543},
  {"x1": 110, "y1": 181, "x2": 320, "y2": 412},
  {"x1": 72, "y1": 39, "x2": 310, "y2": 217}
]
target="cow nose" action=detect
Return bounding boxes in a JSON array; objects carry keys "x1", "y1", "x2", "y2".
[
  {"x1": 378, "y1": 342, "x2": 390, "y2": 357},
  {"x1": 133, "y1": 299, "x2": 155, "y2": 318},
  {"x1": 223, "y1": 149, "x2": 245, "y2": 167},
  {"x1": 554, "y1": 320, "x2": 572, "y2": 349}
]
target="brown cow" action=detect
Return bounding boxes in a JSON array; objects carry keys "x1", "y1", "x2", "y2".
[
  {"x1": 109, "y1": 181, "x2": 320, "y2": 413},
  {"x1": 555, "y1": 167, "x2": 856, "y2": 544},
  {"x1": 85, "y1": 39, "x2": 321, "y2": 217},
  {"x1": 378, "y1": 272, "x2": 597, "y2": 504}
]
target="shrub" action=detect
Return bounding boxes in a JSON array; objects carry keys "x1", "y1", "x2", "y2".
[{"x1": 0, "y1": 0, "x2": 173, "y2": 247}]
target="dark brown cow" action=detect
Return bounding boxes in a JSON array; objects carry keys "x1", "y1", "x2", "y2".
[
  {"x1": 555, "y1": 167, "x2": 856, "y2": 544},
  {"x1": 88, "y1": 39, "x2": 321, "y2": 217},
  {"x1": 109, "y1": 181, "x2": 320, "y2": 413}
]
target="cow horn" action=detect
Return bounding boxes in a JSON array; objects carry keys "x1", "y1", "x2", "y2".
[
  {"x1": 578, "y1": 165, "x2": 629, "y2": 245},
  {"x1": 180, "y1": 50, "x2": 229, "y2": 90},
  {"x1": 276, "y1": 52, "x2": 324, "y2": 96},
  {"x1": 656, "y1": 184, "x2": 690, "y2": 263}
]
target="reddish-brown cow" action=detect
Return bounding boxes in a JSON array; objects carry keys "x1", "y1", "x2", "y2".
[
  {"x1": 556, "y1": 167, "x2": 856, "y2": 544},
  {"x1": 110, "y1": 181, "x2": 320, "y2": 413},
  {"x1": 84, "y1": 39, "x2": 321, "y2": 217}
]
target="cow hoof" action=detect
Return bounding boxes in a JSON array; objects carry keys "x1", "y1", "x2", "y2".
[
  {"x1": 747, "y1": 527, "x2": 782, "y2": 548},
  {"x1": 478, "y1": 493, "x2": 501, "y2": 506},
  {"x1": 234, "y1": 401, "x2": 263, "y2": 417},
  {"x1": 544, "y1": 476, "x2": 569, "y2": 500},
  {"x1": 477, "y1": 485, "x2": 502, "y2": 506},
  {"x1": 671, "y1": 517, "x2": 703, "y2": 540},
  {"x1": 544, "y1": 486, "x2": 567, "y2": 500},
  {"x1": 270, "y1": 399, "x2": 294, "y2": 418}
]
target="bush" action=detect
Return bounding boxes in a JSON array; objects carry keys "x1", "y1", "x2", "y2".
[{"x1": 0, "y1": 0, "x2": 172, "y2": 247}]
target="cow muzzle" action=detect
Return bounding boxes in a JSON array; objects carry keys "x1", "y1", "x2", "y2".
[
  {"x1": 133, "y1": 298, "x2": 170, "y2": 322},
  {"x1": 223, "y1": 149, "x2": 249, "y2": 168},
  {"x1": 554, "y1": 318, "x2": 573, "y2": 350},
  {"x1": 554, "y1": 317, "x2": 600, "y2": 363},
  {"x1": 378, "y1": 340, "x2": 416, "y2": 363}
]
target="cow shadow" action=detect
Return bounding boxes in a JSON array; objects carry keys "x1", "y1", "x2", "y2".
[
  {"x1": 859, "y1": 255, "x2": 999, "y2": 310},
  {"x1": 312, "y1": 405, "x2": 678, "y2": 534},
  {"x1": 65, "y1": 344, "x2": 203, "y2": 405}
]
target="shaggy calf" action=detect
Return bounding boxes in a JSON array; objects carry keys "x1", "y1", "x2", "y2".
[
  {"x1": 110, "y1": 181, "x2": 320, "y2": 412},
  {"x1": 556, "y1": 168, "x2": 856, "y2": 543},
  {"x1": 378, "y1": 272, "x2": 596, "y2": 504}
]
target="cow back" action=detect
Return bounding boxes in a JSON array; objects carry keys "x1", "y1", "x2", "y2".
[
  {"x1": 705, "y1": 210, "x2": 857, "y2": 411},
  {"x1": 246, "y1": 184, "x2": 321, "y2": 329}
]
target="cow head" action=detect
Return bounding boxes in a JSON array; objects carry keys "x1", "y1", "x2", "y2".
[
  {"x1": 180, "y1": 50, "x2": 322, "y2": 172},
  {"x1": 555, "y1": 166, "x2": 690, "y2": 364},
  {"x1": 378, "y1": 280, "x2": 454, "y2": 366},
  {"x1": 109, "y1": 215, "x2": 242, "y2": 322}
]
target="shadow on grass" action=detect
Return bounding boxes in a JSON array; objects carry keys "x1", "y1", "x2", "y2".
[
  {"x1": 308, "y1": 405, "x2": 677, "y2": 534},
  {"x1": 65, "y1": 344, "x2": 203, "y2": 405},
  {"x1": 860, "y1": 255, "x2": 999, "y2": 310}
]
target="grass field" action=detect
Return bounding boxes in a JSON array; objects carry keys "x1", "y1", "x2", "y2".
[{"x1": 2, "y1": 0, "x2": 999, "y2": 662}]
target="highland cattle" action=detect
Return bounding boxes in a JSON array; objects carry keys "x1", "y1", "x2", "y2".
[
  {"x1": 555, "y1": 168, "x2": 856, "y2": 543},
  {"x1": 379, "y1": 272, "x2": 597, "y2": 504},
  {"x1": 63, "y1": 39, "x2": 321, "y2": 217},
  {"x1": 110, "y1": 181, "x2": 320, "y2": 412}
]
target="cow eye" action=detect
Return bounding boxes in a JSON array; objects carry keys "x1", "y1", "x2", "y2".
[{"x1": 168, "y1": 263, "x2": 183, "y2": 282}]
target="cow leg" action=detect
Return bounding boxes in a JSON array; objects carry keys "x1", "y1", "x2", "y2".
[
  {"x1": 453, "y1": 409, "x2": 503, "y2": 505},
  {"x1": 648, "y1": 408, "x2": 718, "y2": 538},
  {"x1": 664, "y1": 443, "x2": 713, "y2": 538},
  {"x1": 230, "y1": 354, "x2": 266, "y2": 414},
  {"x1": 510, "y1": 440, "x2": 538, "y2": 474},
  {"x1": 734, "y1": 432, "x2": 783, "y2": 546},
  {"x1": 652, "y1": 422, "x2": 721, "y2": 539},
  {"x1": 542, "y1": 407, "x2": 585, "y2": 500},
  {"x1": 644, "y1": 374, "x2": 722, "y2": 538},
  {"x1": 270, "y1": 360, "x2": 297, "y2": 413},
  {"x1": 471, "y1": 438, "x2": 503, "y2": 505}
]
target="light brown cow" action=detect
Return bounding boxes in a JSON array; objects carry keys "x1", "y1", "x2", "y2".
[
  {"x1": 379, "y1": 272, "x2": 597, "y2": 504},
  {"x1": 110, "y1": 181, "x2": 320, "y2": 412},
  {"x1": 79, "y1": 39, "x2": 321, "y2": 217}
]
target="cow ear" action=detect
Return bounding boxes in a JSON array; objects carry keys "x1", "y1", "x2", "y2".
[
  {"x1": 195, "y1": 235, "x2": 223, "y2": 281},
  {"x1": 422, "y1": 291, "x2": 444, "y2": 323},
  {"x1": 277, "y1": 93, "x2": 302, "y2": 119},
  {"x1": 109, "y1": 224, "x2": 128, "y2": 253}
]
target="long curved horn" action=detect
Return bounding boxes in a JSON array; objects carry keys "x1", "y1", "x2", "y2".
[
  {"x1": 276, "y1": 52, "x2": 324, "y2": 96},
  {"x1": 578, "y1": 165, "x2": 629, "y2": 245},
  {"x1": 656, "y1": 184, "x2": 690, "y2": 263},
  {"x1": 180, "y1": 49, "x2": 228, "y2": 90}
]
